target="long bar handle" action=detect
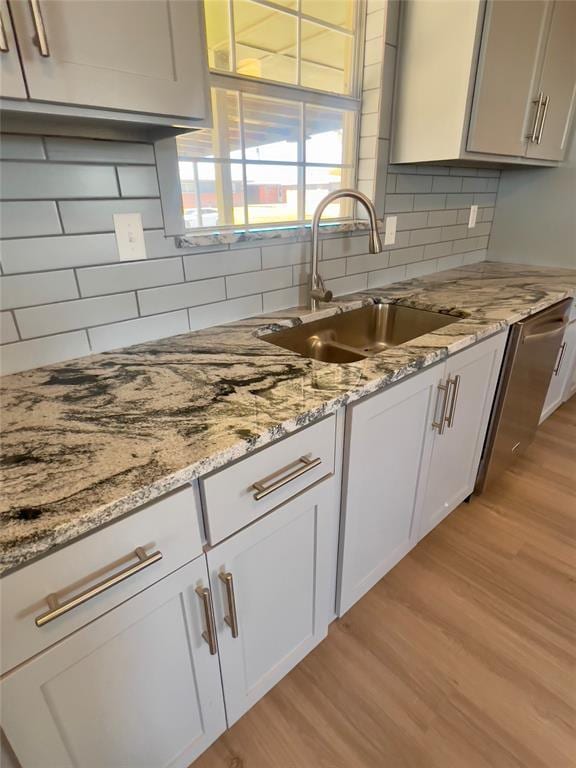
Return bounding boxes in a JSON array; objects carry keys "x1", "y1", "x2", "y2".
[
  {"x1": 446, "y1": 374, "x2": 461, "y2": 429},
  {"x1": 29, "y1": 0, "x2": 49, "y2": 57},
  {"x1": 536, "y1": 95, "x2": 550, "y2": 145},
  {"x1": 529, "y1": 92, "x2": 544, "y2": 143},
  {"x1": 35, "y1": 547, "x2": 162, "y2": 627},
  {"x1": 195, "y1": 586, "x2": 218, "y2": 655},
  {"x1": 432, "y1": 380, "x2": 450, "y2": 434},
  {"x1": 219, "y1": 571, "x2": 239, "y2": 638},
  {"x1": 554, "y1": 342, "x2": 567, "y2": 375},
  {"x1": 0, "y1": 11, "x2": 9, "y2": 52},
  {"x1": 252, "y1": 455, "x2": 321, "y2": 500}
]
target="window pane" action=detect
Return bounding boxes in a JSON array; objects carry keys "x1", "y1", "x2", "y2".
[
  {"x1": 245, "y1": 164, "x2": 298, "y2": 223},
  {"x1": 180, "y1": 163, "x2": 199, "y2": 229},
  {"x1": 233, "y1": 0, "x2": 297, "y2": 85},
  {"x1": 305, "y1": 166, "x2": 353, "y2": 219},
  {"x1": 301, "y1": 0, "x2": 355, "y2": 30},
  {"x1": 301, "y1": 20, "x2": 353, "y2": 95},
  {"x1": 205, "y1": 0, "x2": 231, "y2": 71},
  {"x1": 176, "y1": 90, "x2": 241, "y2": 161},
  {"x1": 305, "y1": 105, "x2": 347, "y2": 165},
  {"x1": 195, "y1": 162, "x2": 245, "y2": 228},
  {"x1": 243, "y1": 94, "x2": 300, "y2": 162}
]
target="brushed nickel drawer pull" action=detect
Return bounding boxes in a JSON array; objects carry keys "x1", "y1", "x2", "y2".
[
  {"x1": 29, "y1": 0, "x2": 49, "y2": 57},
  {"x1": 446, "y1": 374, "x2": 461, "y2": 429},
  {"x1": 432, "y1": 380, "x2": 450, "y2": 435},
  {"x1": 528, "y1": 92, "x2": 544, "y2": 142},
  {"x1": 536, "y1": 95, "x2": 550, "y2": 144},
  {"x1": 35, "y1": 547, "x2": 163, "y2": 627},
  {"x1": 195, "y1": 586, "x2": 218, "y2": 655},
  {"x1": 251, "y1": 455, "x2": 322, "y2": 500},
  {"x1": 219, "y1": 571, "x2": 239, "y2": 638},
  {"x1": 0, "y1": 11, "x2": 9, "y2": 52},
  {"x1": 554, "y1": 342, "x2": 566, "y2": 375}
]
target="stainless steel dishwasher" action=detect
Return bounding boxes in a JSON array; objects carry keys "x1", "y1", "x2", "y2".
[{"x1": 476, "y1": 298, "x2": 572, "y2": 493}]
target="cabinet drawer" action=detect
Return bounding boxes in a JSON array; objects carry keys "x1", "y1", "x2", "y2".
[
  {"x1": 201, "y1": 416, "x2": 336, "y2": 544},
  {"x1": 1, "y1": 484, "x2": 203, "y2": 675}
]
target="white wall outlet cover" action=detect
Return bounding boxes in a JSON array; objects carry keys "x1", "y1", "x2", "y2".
[
  {"x1": 114, "y1": 213, "x2": 147, "y2": 261},
  {"x1": 384, "y1": 215, "x2": 397, "y2": 245},
  {"x1": 468, "y1": 204, "x2": 478, "y2": 229}
]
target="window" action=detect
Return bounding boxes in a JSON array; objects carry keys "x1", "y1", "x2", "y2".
[{"x1": 177, "y1": 0, "x2": 363, "y2": 233}]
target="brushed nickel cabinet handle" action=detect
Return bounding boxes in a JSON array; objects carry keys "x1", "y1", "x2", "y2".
[
  {"x1": 446, "y1": 374, "x2": 461, "y2": 429},
  {"x1": 528, "y1": 92, "x2": 544, "y2": 143},
  {"x1": 554, "y1": 342, "x2": 566, "y2": 375},
  {"x1": 35, "y1": 547, "x2": 163, "y2": 627},
  {"x1": 0, "y1": 11, "x2": 9, "y2": 52},
  {"x1": 29, "y1": 0, "x2": 49, "y2": 57},
  {"x1": 195, "y1": 586, "x2": 218, "y2": 655},
  {"x1": 219, "y1": 571, "x2": 239, "y2": 638},
  {"x1": 536, "y1": 95, "x2": 550, "y2": 144},
  {"x1": 432, "y1": 380, "x2": 450, "y2": 434},
  {"x1": 251, "y1": 455, "x2": 322, "y2": 500}
]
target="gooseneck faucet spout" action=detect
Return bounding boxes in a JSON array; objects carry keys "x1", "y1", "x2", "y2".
[{"x1": 310, "y1": 189, "x2": 383, "y2": 311}]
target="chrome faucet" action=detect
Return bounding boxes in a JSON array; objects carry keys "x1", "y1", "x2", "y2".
[{"x1": 310, "y1": 189, "x2": 383, "y2": 311}]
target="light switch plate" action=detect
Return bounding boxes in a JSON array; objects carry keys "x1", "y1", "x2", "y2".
[
  {"x1": 114, "y1": 213, "x2": 147, "y2": 261},
  {"x1": 468, "y1": 205, "x2": 478, "y2": 229},
  {"x1": 384, "y1": 215, "x2": 397, "y2": 245}
]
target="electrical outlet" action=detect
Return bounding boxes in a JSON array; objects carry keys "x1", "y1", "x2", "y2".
[
  {"x1": 114, "y1": 213, "x2": 147, "y2": 261},
  {"x1": 384, "y1": 215, "x2": 397, "y2": 245},
  {"x1": 468, "y1": 204, "x2": 478, "y2": 229}
]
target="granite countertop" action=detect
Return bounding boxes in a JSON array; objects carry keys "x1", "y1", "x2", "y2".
[{"x1": 2, "y1": 261, "x2": 575, "y2": 576}]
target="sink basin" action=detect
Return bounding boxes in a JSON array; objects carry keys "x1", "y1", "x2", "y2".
[{"x1": 262, "y1": 304, "x2": 457, "y2": 363}]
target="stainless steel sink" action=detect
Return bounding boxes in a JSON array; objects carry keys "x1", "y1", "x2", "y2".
[{"x1": 262, "y1": 304, "x2": 457, "y2": 363}]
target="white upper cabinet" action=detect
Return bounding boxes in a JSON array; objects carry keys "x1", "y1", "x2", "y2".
[
  {"x1": 392, "y1": 0, "x2": 576, "y2": 166},
  {"x1": 2, "y1": 0, "x2": 209, "y2": 125},
  {"x1": 0, "y1": 0, "x2": 27, "y2": 98}
]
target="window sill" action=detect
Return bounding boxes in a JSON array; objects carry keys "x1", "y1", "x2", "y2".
[{"x1": 175, "y1": 219, "x2": 383, "y2": 249}]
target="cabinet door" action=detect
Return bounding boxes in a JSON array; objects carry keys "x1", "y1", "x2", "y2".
[
  {"x1": 0, "y1": 0, "x2": 27, "y2": 98},
  {"x1": 541, "y1": 321, "x2": 576, "y2": 420},
  {"x1": 418, "y1": 333, "x2": 507, "y2": 540},
  {"x1": 526, "y1": 1, "x2": 576, "y2": 161},
  {"x1": 207, "y1": 479, "x2": 336, "y2": 726},
  {"x1": 1, "y1": 558, "x2": 226, "y2": 768},
  {"x1": 337, "y1": 363, "x2": 441, "y2": 615},
  {"x1": 8, "y1": 0, "x2": 208, "y2": 118},
  {"x1": 467, "y1": 0, "x2": 548, "y2": 156}
]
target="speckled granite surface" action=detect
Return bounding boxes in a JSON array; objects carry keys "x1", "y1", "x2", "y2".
[{"x1": 2, "y1": 261, "x2": 575, "y2": 575}]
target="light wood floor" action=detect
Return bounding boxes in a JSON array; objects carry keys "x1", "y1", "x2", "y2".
[{"x1": 195, "y1": 397, "x2": 576, "y2": 768}]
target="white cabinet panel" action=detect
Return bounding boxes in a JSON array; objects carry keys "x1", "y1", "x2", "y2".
[
  {"x1": 1, "y1": 558, "x2": 226, "y2": 768},
  {"x1": 541, "y1": 321, "x2": 576, "y2": 420},
  {"x1": 0, "y1": 0, "x2": 27, "y2": 98},
  {"x1": 337, "y1": 363, "x2": 441, "y2": 615},
  {"x1": 207, "y1": 478, "x2": 336, "y2": 725},
  {"x1": 418, "y1": 332, "x2": 507, "y2": 540},
  {"x1": 8, "y1": 0, "x2": 208, "y2": 118}
]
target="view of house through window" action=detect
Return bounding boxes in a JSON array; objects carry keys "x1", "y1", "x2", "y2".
[{"x1": 177, "y1": 0, "x2": 362, "y2": 232}]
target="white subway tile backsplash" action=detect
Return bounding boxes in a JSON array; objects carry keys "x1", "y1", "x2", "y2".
[
  {"x1": 59, "y1": 199, "x2": 163, "y2": 234},
  {"x1": 78, "y1": 257, "x2": 183, "y2": 297},
  {"x1": 89, "y1": 310, "x2": 189, "y2": 353},
  {"x1": 226, "y1": 267, "x2": 292, "y2": 299},
  {"x1": 45, "y1": 138, "x2": 155, "y2": 164},
  {"x1": 461, "y1": 249, "x2": 487, "y2": 265},
  {"x1": 396, "y1": 174, "x2": 433, "y2": 193},
  {"x1": 0, "y1": 136, "x2": 45, "y2": 160},
  {"x1": 293, "y1": 257, "x2": 347, "y2": 286},
  {"x1": 1, "y1": 271, "x2": 79, "y2": 309},
  {"x1": 346, "y1": 250, "x2": 390, "y2": 275},
  {"x1": 431, "y1": 176, "x2": 462, "y2": 193},
  {"x1": 367, "y1": 264, "x2": 406, "y2": 288},
  {"x1": 117, "y1": 166, "x2": 159, "y2": 197},
  {"x1": 263, "y1": 285, "x2": 307, "y2": 312},
  {"x1": 1, "y1": 311, "x2": 18, "y2": 343},
  {"x1": 405, "y1": 259, "x2": 437, "y2": 279},
  {"x1": 0, "y1": 162, "x2": 118, "y2": 199},
  {"x1": 1, "y1": 233, "x2": 119, "y2": 273},
  {"x1": 16, "y1": 293, "x2": 138, "y2": 339},
  {"x1": 409, "y1": 227, "x2": 441, "y2": 246},
  {"x1": 436, "y1": 253, "x2": 465, "y2": 270},
  {"x1": 322, "y1": 235, "x2": 369, "y2": 260},
  {"x1": 184, "y1": 248, "x2": 261, "y2": 280},
  {"x1": 138, "y1": 277, "x2": 225, "y2": 316},
  {"x1": 414, "y1": 194, "x2": 446, "y2": 211},
  {"x1": 0, "y1": 201, "x2": 62, "y2": 238},
  {"x1": 389, "y1": 245, "x2": 425, "y2": 266},
  {"x1": 474, "y1": 193, "x2": 498, "y2": 207},
  {"x1": 0, "y1": 331, "x2": 91, "y2": 375},
  {"x1": 424, "y1": 241, "x2": 453, "y2": 259},
  {"x1": 395, "y1": 211, "x2": 429, "y2": 230},
  {"x1": 188, "y1": 295, "x2": 262, "y2": 331},
  {"x1": 385, "y1": 194, "x2": 414, "y2": 213},
  {"x1": 427, "y1": 209, "x2": 458, "y2": 227},
  {"x1": 441, "y1": 224, "x2": 468, "y2": 241},
  {"x1": 261, "y1": 241, "x2": 309, "y2": 269},
  {"x1": 324, "y1": 273, "x2": 368, "y2": 296},
  {"x1": 446, "y1": 193, "x2": 474, "y2": 209},
  {"x1": 453, "y1": 235, "x2": 489, "y2": 253}
]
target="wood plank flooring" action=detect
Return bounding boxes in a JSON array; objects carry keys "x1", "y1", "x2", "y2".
[{"x1": 194, "y1": 397, "x2": 576, "y2": 768}]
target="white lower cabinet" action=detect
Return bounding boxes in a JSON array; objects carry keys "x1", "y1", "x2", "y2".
[
  {"x1": 541, "y1": 320, "x2": 576, "y2": 422},
  {"x1": 417, "y1": 332, "x2": 507, "y2": 540},
  {"x1": 207, "y1": 478, "x2": 336, "y2": 726},
  {"x1": 1, "y1": 556, "x2": 226, "y2": 768},
  {"x1": 338, "y1": 331, "x2": 507, "y2": 614}
]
